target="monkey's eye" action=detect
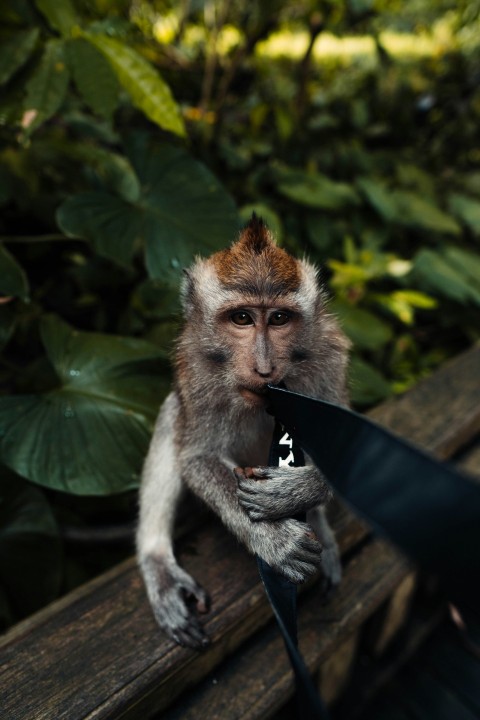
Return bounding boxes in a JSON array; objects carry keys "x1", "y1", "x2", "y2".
[
  {"x1": 231, "y1": 311, "x2": 254, "y2": 326},
  {"x1": 269, "y1": 311, "x2": 290, "y2": 326}
]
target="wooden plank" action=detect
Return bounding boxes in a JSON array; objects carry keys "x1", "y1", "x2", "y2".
[
  {"x1": 0, "y1": 506, "x2": 365, "y2": 720},
  {"x1": 318, "y1": 631, "x2": 359, "y2": 704},
  {"x1": 1, "y1": 346, "x2": 479, "y2": 720},
  {"x1": 368, "y1": 345, "x2": 480, "y2": 459},
  {"x1": 367, "y1": 572, "x2": 417, "y2": 657},
  {"x1": 163, "y1": 538, "x2": 410, "y2": 720}
]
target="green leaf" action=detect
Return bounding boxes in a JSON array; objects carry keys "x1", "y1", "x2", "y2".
[
  {"x1": 0, "y1": 466, "x2": 62, "y2": 622},
  {"x1": 34, "y1": 0, "x2": 78, "y2": 36},
  {"x1": 356, "y1": 176, "x2": 398, "y2": 221},
  {"x1": 57, "y1": 141, "x2": 238, "y2": 279},
  {"x1": 412, "y1": 249, "x2": 480, "y2": 305},
  {"x1": 66, "y1": 38, "x2": 119, "y2": 121},
  {"x1": 448, "y1": 193, "x2": 480, "y2": 236},
  {"x1": 23, "y1": 39, "x2": 69, "y2": 133},
  {"x1": 58, "y1": 191, "x2": 141, "y2": 265},
  {"x1": 372, "y1": 290, "x2": 437, "y2": 325},
  {"x1": 275, "y1": 166, "x2": 360, "y2": 210},
  {"x1": 443, "y1": 247, "x2": 480, "y2": 292},
  {"x1": 83, "y1": 32, "x2": 185, "y2": 137},
  {"x1": 331, "y1": 300, "x2": 392, "y2": 350},
  {"x1": 392, "y1": 190, "x2": 461, "y2": 235},
  {"x1": 0, "y1": 28, "x2": 39, "y2": 86},
  {"x1": 0, "y1": 316, "x2": 169, "y2": 495},
  {"x1": 349, "y1": 355, "x2": 392, "y2": 406},
  {"x1": 45, "y1": 137, "x2": 140, "y2": 202},
  {"x1": 396, "y1": 163, "x2": 436, "y2": 198},
  {"x1": 0, "y1": 244, "x2": 29, "y2": 301}
]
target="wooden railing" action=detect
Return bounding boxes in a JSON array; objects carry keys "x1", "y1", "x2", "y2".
[{"x1": 2, "y1": 345, "x2": 479, "y2": 720}]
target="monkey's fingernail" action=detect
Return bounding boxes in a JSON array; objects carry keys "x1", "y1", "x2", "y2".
[
  {"x1": 245, "y1": 467, "x2": 255, "y2": 478},
  {"x1": 233, "y1": 467, "x2": 245, "y2": 479},
  {"x1": 306, "y1": 531, "x2": 317, "y2": 541}
]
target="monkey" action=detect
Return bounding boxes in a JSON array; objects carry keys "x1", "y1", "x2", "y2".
[{"x1": 136, "y1": 215, "x2": 350, "y2": 649}]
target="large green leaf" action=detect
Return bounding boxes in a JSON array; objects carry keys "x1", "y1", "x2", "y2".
[
  {"x1": 0, "y1": 467, "x2": 62, "y2": 624},
  {"x1": 443, "y1": 247, "x2": 480, "y2": 295},
  {"x1": 23, "y1": 39, "x2": 69, "y2": 133},
  {"x1": 448, "y1": 193, "x2": 480, "y2": 236},
  {"x1": 412, "y1": 249, "x2": 480, "y2": 305},
  {"x1": 34, "y1": 0, "x2": 78, "y2": 36},
  {"x1": 58, "y1": 191, "x2": 141, "y2": 265},
  {"x1": 331, "y1": 299, "x2": 393, "y2": 350},
  {"x1": 57, "y1": 141, "x2": 238, "y2": 279},
  {"x1": 0, "y1": 244, "x2": 29, "y2": 301},
  {"x1": 349, "y1": 355, "x2": 392, "y2": 406},
  {"x1": 83, "y1": 32, "x2": 185, "y2": 137},
  {"x1": 0, "y1": 316, "x2": 169, "y2": 495},
  {"x1": 0, "y1": 28, "x2": 39, "y2": 86},
  {"x1": 392, "y1": 191, "x2": 461, "y2": 235},
  {"x1": 275, "y1": 166, "x2": 360, "y2": 210},
  {"x1": 356, "y1": 176, "x2": 398, "y2": 221},
  {"x1": 66, "y1": 38, "x2": 119, "y2": 121},
  {"x1": 43, "y1": 137, "x2": 141, "y2": 202}
]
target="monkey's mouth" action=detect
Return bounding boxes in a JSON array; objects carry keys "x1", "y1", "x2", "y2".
[{"x1": 239, "y1": 385, "x2": 269, "y2": 406}]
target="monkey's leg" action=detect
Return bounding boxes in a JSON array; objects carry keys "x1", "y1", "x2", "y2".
[
  {"x1": 183, "y1": 455, "x2": 323, "y2": 584},
  {"x1": 236, "y1": 464, "x2": 332, "y2": 520},
  {"x1": 307, "y1": 504, "x2": 342, "y2": 591},
  {"x1": 137, "y1": 393, "x2": 210, "y2": 650}
]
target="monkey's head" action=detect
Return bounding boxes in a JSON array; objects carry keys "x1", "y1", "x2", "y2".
[{"x1": 179, "y1": 215, "x2": 339, "y2": 409}]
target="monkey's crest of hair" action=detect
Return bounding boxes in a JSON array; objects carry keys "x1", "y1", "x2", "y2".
[
  {"x1": 211, "y1": 214, "x2": 301, "y2": 297},
  {"x1": 180, "y1": 214, "x2": 323, "y2": 318}
]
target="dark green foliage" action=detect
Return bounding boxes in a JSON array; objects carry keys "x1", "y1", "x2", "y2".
[{"x1": 1, "y1": 0, "x2": 479, "y2": 624}]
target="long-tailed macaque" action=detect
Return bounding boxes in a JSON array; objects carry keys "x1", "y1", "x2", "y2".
[{"x1": 136, "y1": 215, "x2": 350, "y2": 648}]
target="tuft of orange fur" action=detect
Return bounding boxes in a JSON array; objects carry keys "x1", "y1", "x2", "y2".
[{"x1": 211, "y1": 214, "x2": 300, "y2": 297}]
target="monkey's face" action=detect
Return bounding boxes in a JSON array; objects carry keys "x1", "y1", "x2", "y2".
[{"x1": 217, "y1": 302, "x2": 304, "y2": 408}]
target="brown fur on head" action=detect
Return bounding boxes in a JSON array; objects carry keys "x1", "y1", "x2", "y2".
[
  {"x1": 181, "y1": 214, "x2": 321, "y2": 318},
  {"x1": 211, "y1": 214, "x2": 301, "y2": 298}
]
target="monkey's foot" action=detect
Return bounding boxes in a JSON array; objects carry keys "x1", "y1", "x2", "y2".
[
  {"x1": 319, "y1": 543, "x2": 342, "y2": 599},
  {"x1": 235, "y1": 465, "x2": 330, "y2": 521},
  {"x1": 140, "y1": 556, "x2": 211, "y2": 650}
]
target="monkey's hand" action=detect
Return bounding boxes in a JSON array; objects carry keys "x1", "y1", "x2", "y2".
[
  {"x1": 139, "y1": 555, "x2": 210, "y2": 650},
  {"x1": 235, "y1": 465, "x2": 332, "y2": 521},
  {"x1": 248, "y1": 516, "x2": 323, "y2": 584}
]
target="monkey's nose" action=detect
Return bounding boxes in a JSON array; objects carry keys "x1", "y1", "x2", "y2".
[{"x1": 254, "y1": 367, "x2": 275, "y2": 379}]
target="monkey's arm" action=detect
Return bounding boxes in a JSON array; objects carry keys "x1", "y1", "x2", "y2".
[
  {"x1": 236, "y1": 464, "x2": 341, "y2": 589},
  {"x1": 181, "y1": 454, "x2": 323, "y2": 584},
  {"x1": 236, "y1": 464, "x2": 331, "y2": 520},
  {"x1": 136, "y1": 393, "x2": 210, "y2": 649}
]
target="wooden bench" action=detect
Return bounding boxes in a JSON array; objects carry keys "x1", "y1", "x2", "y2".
[{"x1": 1, "y1": 345, "x2": 479, "y2": 720}]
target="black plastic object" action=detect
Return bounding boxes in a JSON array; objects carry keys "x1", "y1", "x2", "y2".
[
  {"x1": 266, "y1": 385, "x2": 480, "y2": 607},
  {"x1": 257, "y1": 419, "x2": 330, "y2": 719}
]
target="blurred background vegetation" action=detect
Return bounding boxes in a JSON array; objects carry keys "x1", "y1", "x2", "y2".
[{"x1": 1, "y1": 0, "x2": 479, "y2": 628}]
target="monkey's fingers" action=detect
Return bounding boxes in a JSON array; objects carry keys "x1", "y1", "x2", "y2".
[
  {"x1": 237, "y1": 477, "x2": 288, "y2": 521},
  {"x1": 171, "y1": 616, "x2": 210, "y2": 650},
  {"x1": 233, "y1": 466, "x2": 258, "y2": 481}
]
